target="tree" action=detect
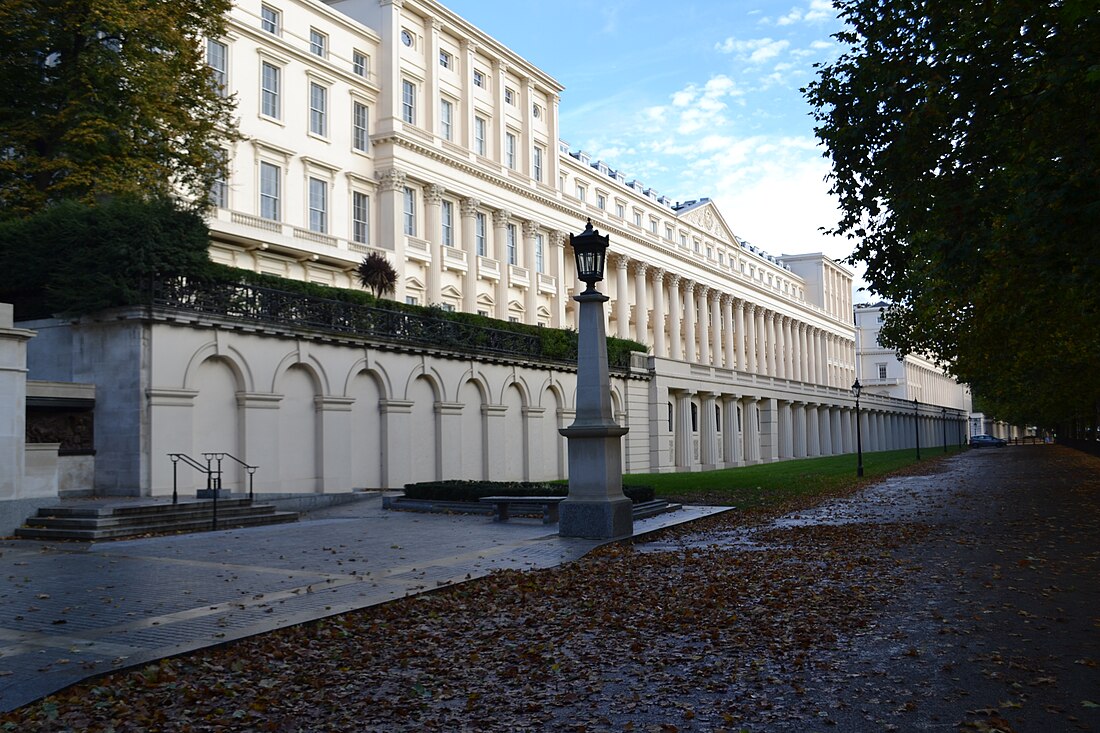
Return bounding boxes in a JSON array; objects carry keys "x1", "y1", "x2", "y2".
[
  {"x1": 805, "y1": 0, "x2": 1100, "y2": 432},
  {"x1": 0, "y1": 0, "x2": 238, "y2": 219},
  {"x1": 357, "y1": 252, "x2": 398, "y2": 299}
]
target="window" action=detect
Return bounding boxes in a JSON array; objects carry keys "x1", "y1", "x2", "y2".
[
  {"x1": 400, "y1": 29, "x2": 413, "y2": 47},
  {"x1": 352, "y1": 51, "x2": 368, "y2": 77},
  {"x1": 680, "y1": 233, "x2": 688, "y2": 247},
  {"x1": 506, "y1": 223, "x2": 517, "y2": 265},
  {"x1": 308, "y1": 177, "x2": 327, "y2": 233},
  {"x1": 665, "y1": 225, "x2": 674, "y2": 240},
  {"x1": 473, "y1": 69, "x2": 485, "y2": 88},
  {"x1": 309, "y1": 29, "x2": 326, "y2": 57},
  {"x1": 206, "y1": 40, "x2": 227, "y2": 97},
  {"x1": 209, "y1": 149, "x2": 228, "y2": 208},
  {"x1": 504, "y1": 87, "x2": 515, "y2": 105},
  {"x1": 352, "y1": 191, "x2": 369, "y2": 244},
  {"x1": 260, "y1": 5, "x2": 280, "y2": 34},
  {"x1": 633, "y1": 211, "x2": 642, "y2": 226},
  {"x1": 477, "y1": 309, "x2": 489, "y2": 317},
  {"x1": 259, "y1": 161, "x2": 280, "y2": 220},
  {"x1": 716, "y1": 405, "x2": 721, "y2": 433},
  {"x1": 706, "y1": 246, "x2": 713, "y2": 259},
  {"x1": 441, "y1": 200, "x2": 453, "y2": 246},
  {"x1": 474, "y1": 117, "x2": 487, "y2": 155},
  {"x1": 505, "y1": 132, "x2": 516, "y2": 169},
  {"x1": 575, "y1": 184, "x2": 585, "y2": 202},
  {"x1": 532, "y1": 145, "x2": 543, "y2": 181},
  {"x1": 532, "y1": 103, "x2": 541, "y2": 118},
  {"x1": 535, "y1": 233, "x2": 544, "y2": 273},
  {"x1": 475, "y1": 212, "x2": 486, "y2": 256},
  {"x1": 439, "y1": 50, "x2": 452, "y2": 69},
  {"x1": 260, "y1": 61, "x2": 280, "y2": 119},
  {"x1": 406, "y1": 295, "x2": 418, "y2": 305},
  {"x1": 693, "y1": 239, "x2": 701, "y2": 253},
  {"x1": 352, "y1": 101, "x2": 369, "y2": 151},
  {"x1": 401, "y1": 80, "x2": 415, "y2": 124},
  {"x1": 597, "y1": 194, "x2": 606, "y2": 210},
  {"x1": 668, "y1": 403, "x2": 673, "y2": 431},
  {"x1": 650, "y1": 219, "x2": 658, "y2": 234},
  {"x1": 402, "y1": 187, "x2": 416, "y2": 236},
  {"x1": 440, "y1": 98, "x2": 453, "y2": 140},
  {"x1": 690, "y1": 403, "x2": 698, "y2": 432},
  {"x1": 309, "y1": 82, "x2": 327, "y2": 136},
  {"x1": 616, "y1": 203, "x2": 625, "y2": 218},
  {"x1": 877, "y1": 363, "x2": 888, "y2": 380}
]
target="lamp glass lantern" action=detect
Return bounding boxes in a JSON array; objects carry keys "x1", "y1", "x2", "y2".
[
  {"x1": 570, "y1": 219, "x2": 609, "y2": 293},
  {"x1": 852, "y1": 379, "x2": 862, "y2": 399}
]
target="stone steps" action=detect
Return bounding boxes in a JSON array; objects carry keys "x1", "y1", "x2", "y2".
[{"x1": 14, "y1": 499, "x2": 298, "y2": 541}]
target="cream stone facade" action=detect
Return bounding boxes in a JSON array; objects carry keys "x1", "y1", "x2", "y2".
[{"x1": 13, "y1": 0, "x2": 973, "y2": 499}]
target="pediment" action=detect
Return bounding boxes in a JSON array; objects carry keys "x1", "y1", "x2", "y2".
[{"x1": 674, "y1": 199, "x2": 739, "y2": 246}]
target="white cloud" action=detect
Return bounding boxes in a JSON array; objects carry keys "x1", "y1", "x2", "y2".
[{"x1": 714, "y1": 37, "x2": 790, "y2": 64}]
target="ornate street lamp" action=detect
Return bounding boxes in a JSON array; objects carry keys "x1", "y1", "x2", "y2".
[
  {"x1": 558, "y1": 220, "x2": 632, "y2": 539},
  {"x1": 913, "y1": 398, "x2": 921, "y2": 460},
  {"x1": 852, "y1": 379, "x2": 864, "y2": 477}
]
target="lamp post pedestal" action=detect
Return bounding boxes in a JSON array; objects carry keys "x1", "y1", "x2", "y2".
[{"x1": 559, "y1": 289, "x2": 633, "y2": 539}]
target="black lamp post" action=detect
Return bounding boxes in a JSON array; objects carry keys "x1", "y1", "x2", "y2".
[
  {"x1": 913, "y1": 398, "x2": 921, "y2": 460},
  {"x1": 558, "y1": 219, "x2": 632, "y2": 539},
  {"x1": 852, "y1": 379, "x2": 864, "y2": 477},
  {"x1": 942, "y1": 406, "x2": 948, "y2": 453}
]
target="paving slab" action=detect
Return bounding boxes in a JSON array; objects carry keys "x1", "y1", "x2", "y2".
[{"x1": 0, "y1": 497, "x2": 726, "y2": 712}]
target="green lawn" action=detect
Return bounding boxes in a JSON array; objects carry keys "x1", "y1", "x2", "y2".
[{"x1": 628, "y1": 446, "x2": 966, "y2": 509}]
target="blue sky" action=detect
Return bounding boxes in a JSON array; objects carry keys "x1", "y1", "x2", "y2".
[{"x1": 441, "y1": 0, "x2": 862, "y2": 291}]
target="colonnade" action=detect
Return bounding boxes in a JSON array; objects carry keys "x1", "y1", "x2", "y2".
[
  {"x1": 659, "y1": 384, "x2": 967, "y2": 472},
  {"x1": 615, "y1": 257, "x2": 856, "y2": 387}
]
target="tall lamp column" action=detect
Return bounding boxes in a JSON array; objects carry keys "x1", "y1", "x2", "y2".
[
  {"x1": 852, "y1": 379, "x2": 864, "y2": 477},
  {"x1": 558, "y1": 220, "x2": 633, "y2": 539},
  {"x1": 913, "y1": 398, "x2": 921, "y2": 460}
]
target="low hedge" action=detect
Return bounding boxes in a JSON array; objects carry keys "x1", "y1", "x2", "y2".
[{"x1": 404, "y1": 480, "x2": 654, "y2": 504}]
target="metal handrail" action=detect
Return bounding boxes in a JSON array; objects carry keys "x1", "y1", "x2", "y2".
[
  {"x1": 209, "y1": 453, "x2": 259, "y2": 501},
  {"x1": 167, "y1": 453, "x2": 213, "y2": 506}
]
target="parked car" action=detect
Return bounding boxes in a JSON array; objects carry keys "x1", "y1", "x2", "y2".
[{"x1": 970, "y1": 434, "x2": 1007, "y2": 448}]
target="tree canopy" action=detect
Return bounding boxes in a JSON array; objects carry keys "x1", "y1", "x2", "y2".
[
  {"x1": 805, "y1": 0, "x2": 1100, "y2": 431},
  {"x1": 0, "y1": 0, "x2": 238, "y2": 219}
]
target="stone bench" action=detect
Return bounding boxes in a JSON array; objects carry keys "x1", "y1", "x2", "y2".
[{"x1": 478, "y1": 496, "x2": 566, "y2": 524}]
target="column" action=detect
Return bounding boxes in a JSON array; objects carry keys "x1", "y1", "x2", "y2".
[
  {"x1": 783, "y1": 317, "x2": 794, "y2": 380},
  {"x1": 710, "y1": 290, "x2": 723, "y2": 368},
  {"x1": 722, "y1": 295, "x2": 735, "y2": 369},
  {"x1": 424, "y1": 183, "x2": 443, "y2": 306},
  {"x1": 792, "y1": 402, "x2": 807, "y2": 458},
  {"x1": 492, "y1": 209, "x2": 511, "y2": 320},
  {"x1": 633, "y1": 263, "x2": 649, "y2": 346},
  {"x1": 697, "y1": 286, "x2": 710, "y2": 365},
  {"x1": 819, "y1": 405, "x2": 833, "y2": 455},
  {"x1": 459, "y1": 39, "x2": 476, "y2": 148},
  {"x1": 816, "y1": 329, "x2": 827, "y2": 385},
  {"x1": 651, "y1": 268, "x2": 667, "y2": 357},
  {"x1": 2, "y1": 308, "x2": 35, "y2": 501},
  {"x1": 778, "y1": 401, "x2": 793, "y2": 459},
  {"x1": 733, "y1": 299, "x2": 746, "y2": 371},
  {"x1": 700, "y1": 393, "x2": 718, "y2": 469},
  {"x1": 799, "y1": 324, "x2": 809, "y2": 383},
  {"x1": 668, "y1": 275, "x2": 683, "y2": 360},
  {"x1": 522, "y1": 220, "x2": 539, "y2": 324},
  {"x1": 551, "y1": 230, "x2": 566, "y2": 327},
  {"x1": 615, "y1": 254, "x2": 630, "y2": 339},
  {"x1": 675, "y1": 391, "x2": 694, "y2": 469},
  {"x1": 721, "y1": 396, "x2": 742, "y2": 466},
  {"x1": 742, "y1": 397, "x2": 760, "y2": 464},
  {"x1": 376, "y1": 168, "x2": 407, "y2": 302},
  {"x1": 766, "y1": 311, "x2": 778, "y2": 377},
  {"x1": 806, "y1": 404, "x2": 820, "y2": 457},
  {"x1": 683, "y1": 280, "x2": 697, "y2": 363},
  {"x1": 460, "y1": 198, "x2": 480, "y2": 313},
  {"x1": 754, "y1": 306, "x2": 767, "y2": 375}
]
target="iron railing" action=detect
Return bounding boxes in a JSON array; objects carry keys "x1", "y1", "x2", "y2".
[{"x1": 151, "y1": 278, "x2": 575, "y2": 365}]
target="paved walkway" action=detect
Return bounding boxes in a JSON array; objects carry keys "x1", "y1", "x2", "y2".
[{"x1": 0, "y1": 497, "x2": 726, "y2": 712}]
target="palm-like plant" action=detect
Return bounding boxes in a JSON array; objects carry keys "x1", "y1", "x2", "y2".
[{"x1": 357, "y1": 252, "x2": 397, "y2": 299}]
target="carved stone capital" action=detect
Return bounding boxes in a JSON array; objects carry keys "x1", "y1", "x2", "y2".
[
  {"x1": 522, "y1": 220, "x2": 539, "y2": 239},
  {"x1": 460, "y1": 197, "x2": 480, "y2": 218},
  {"x1": 492, "y1": 209, "x2": 512, "y2": 227},
  {"x1": 424, "y1": 183, "x2": 444, "y2": 205},
  {"x1": 376, "y1": 168, "x2": 406, "y2": 192}
]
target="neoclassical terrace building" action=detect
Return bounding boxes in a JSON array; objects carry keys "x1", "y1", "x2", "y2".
[{"x1": 19, "y1": 0, "x2": 962, "y2": 498}]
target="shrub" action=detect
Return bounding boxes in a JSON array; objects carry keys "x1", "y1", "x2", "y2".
[{"x1": 403, "y1": 480, "x2": 654, "y2": 504}]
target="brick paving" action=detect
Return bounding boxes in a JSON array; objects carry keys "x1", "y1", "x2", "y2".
[{"x1": 0, "y1": 496, "x2": 725, "y2": 712}]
